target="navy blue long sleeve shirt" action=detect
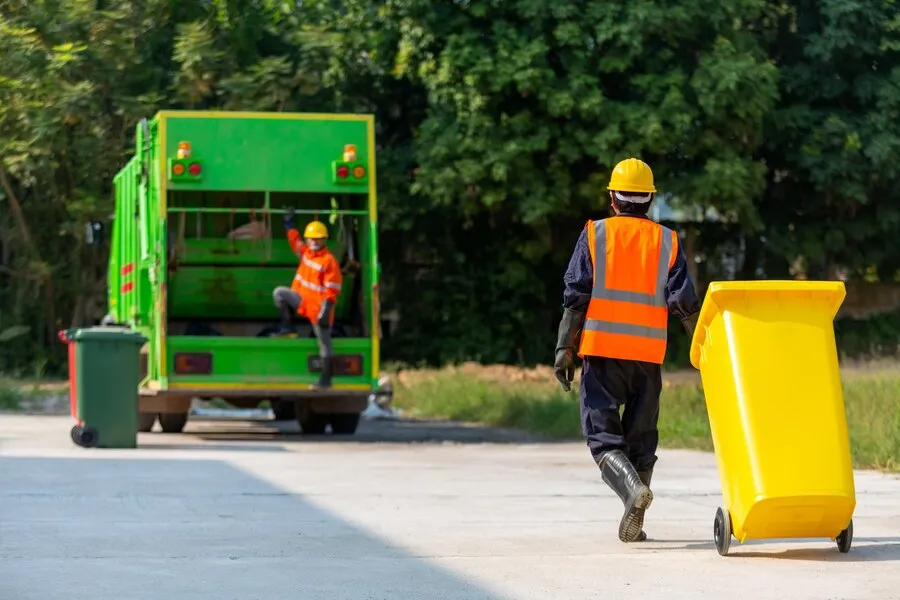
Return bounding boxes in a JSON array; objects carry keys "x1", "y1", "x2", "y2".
[{"x1": 562, "y1": 215, "x2": 702, "y2": 321}]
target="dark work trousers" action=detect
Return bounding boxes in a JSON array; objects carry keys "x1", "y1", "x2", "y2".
[{"x1": 580, "y1": 355, "x2": 663, "y2": 472}]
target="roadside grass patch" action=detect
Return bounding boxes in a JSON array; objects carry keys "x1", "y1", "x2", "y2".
[
  {"x1": 391, "y1": 362, "x2": 900, "y2": 471},
  {"x1": 0, "y1": 378, "x2": 26, "y2": 410},
  {"x1": 0, "y1": 378, "x2": 69, "y2": 412}
]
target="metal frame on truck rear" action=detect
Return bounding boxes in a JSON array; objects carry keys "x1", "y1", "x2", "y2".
[{"x1": 102, "y1": 110, "x2": 383, "y2": 435}]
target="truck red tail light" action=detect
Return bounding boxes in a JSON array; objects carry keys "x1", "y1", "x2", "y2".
[
  {"x1": 174, "y1": 352, "x2": 213, "y2": 375},
  {"x1": 168, "y1": 157, "x2": 202, "y2": 182},
  {"x1": 332, "y1": 143, "x2": 368, "y2": 185}
]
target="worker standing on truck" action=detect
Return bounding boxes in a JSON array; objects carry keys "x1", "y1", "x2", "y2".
[
  {"x1": 552, "y1": 157, "x2": 702, "y2": 543},
  {"x1": 272, "y1": 210, "x2": 343, "y2": 390}
]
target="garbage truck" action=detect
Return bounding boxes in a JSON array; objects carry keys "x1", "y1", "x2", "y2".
[{"x1": 95, "y1": 110, "x2": 384, "y2": 435}]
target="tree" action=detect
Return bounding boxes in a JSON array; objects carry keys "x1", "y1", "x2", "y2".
[
  {"x1": 330, "y1": 0, "x2": 779, "y2": 365},
  {"x1": 758, "y1": 0, "x2": 900, "y2": 280},
  {"x1": 0, "y1": 0, "x2": 336, "y2": 374}
]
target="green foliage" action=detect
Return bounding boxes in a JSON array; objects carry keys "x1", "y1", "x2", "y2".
[
  {"x1": 1, "y1": 0, "x2": 899, "y2": 374},
  {"x1": 835, "y1": 310, "x2": 900, "y2": 360},
  {"x1": 0, "y1": 380, "x2": 23, "y2": 411},
  {"x1": 757, "y1": 0, "x2": 900, "y2": 279},
  {"x1": 0, "y1": 0, "x2": 335, "y2": 373}
]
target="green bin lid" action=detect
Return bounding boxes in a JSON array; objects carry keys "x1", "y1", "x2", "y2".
[{"x1": 71, "y1": 326, "x2": 148, "y2": 344}]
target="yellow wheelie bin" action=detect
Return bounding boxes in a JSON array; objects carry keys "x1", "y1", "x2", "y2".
[{"x1": 689, "y1": 280, "x2": 856, "y2": 556}]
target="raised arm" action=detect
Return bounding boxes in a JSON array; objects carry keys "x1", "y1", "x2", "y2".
[{"x1": 283, "y1": 210, "x2": 306, "y2": 258}]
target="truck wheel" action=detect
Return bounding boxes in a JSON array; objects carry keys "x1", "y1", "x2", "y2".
[
  {"x1": 298, "y1": 413, "x2": 328, "y2": 435},
  {"x1": 271, "y1": 400, "x2": 296, "y2": 421},
  {"x1": 138, "y1": 412, "x2": 157, "y2": 432},
  {"x1": 329, "y1": 413, "x2": 360, "y2": 435},
  {"x1": 159, "y1": 412, "x2": 188, "y2": 433}
]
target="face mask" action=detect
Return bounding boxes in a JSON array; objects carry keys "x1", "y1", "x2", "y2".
[{"x1": 307, "y1": 238, "x2": 325, "y2": 251}]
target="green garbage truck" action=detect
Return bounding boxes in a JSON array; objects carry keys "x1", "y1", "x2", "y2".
[{"x1": 95, "y1": 110, "x2": 384, "y2": 435}]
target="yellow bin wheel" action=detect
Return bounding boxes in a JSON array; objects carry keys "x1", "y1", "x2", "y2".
[
  {"x1": 714, "y1": 507, "x2": 733, "y2": 556},
  {"x1": 836, "y1": 519, "x2": 853, "y2": 553}
]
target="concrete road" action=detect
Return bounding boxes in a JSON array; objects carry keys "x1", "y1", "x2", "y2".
[{"x1": 1, "y1": 414, "x2": 899, "y2": 600}]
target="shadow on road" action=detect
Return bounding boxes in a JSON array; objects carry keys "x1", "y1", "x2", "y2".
[
  {"x1": 0, "y1": 455, "x2": 508, "y2": 600},
  {"x1": 669, "y1": 537, "x2": 900, "y2": 562},
  {"x1": 175, "y1": 415, "x2": 565, "y2": 446}
]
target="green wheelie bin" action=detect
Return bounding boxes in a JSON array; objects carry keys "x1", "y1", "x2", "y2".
[{"x1": 59, "y1": 326, "x2": 148, "y2": 448}]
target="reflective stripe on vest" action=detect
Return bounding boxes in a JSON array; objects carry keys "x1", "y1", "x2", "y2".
[
  {"x1": 295, "y1": 274, "x2": 326, "y2": 293},
  {"x1": 579, "y1": 218, "x2": 676, "y2": 364}
]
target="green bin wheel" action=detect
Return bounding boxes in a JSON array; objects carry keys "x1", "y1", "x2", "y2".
[
  {"x1": 80, "y1": 426, "x2": 98, "y2": 447},
  {"x1": 138, "y1": 413, "x2": 157, "y2": 433},
  {"x1": 329, "y1": 413, "x2": 360, "y2": 435},
  {"x1": 70, "y1": 425, "x2": 82, "y2": 446},
  {"x1": 714, "y1": 507, "x2": 733, "y2": 557},
  {"x1": 71, "y1": 425, "x2": 98, "y2": 448},
  {"x1": 158, "y1": 412, "x2": 188, "y2": 434},
  {"x1": 836, "y1": 519, "x2": 853, "y2": 553}
]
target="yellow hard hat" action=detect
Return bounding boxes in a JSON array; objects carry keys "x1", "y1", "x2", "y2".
[
  {"x1": 303, "y1": 220, "x2": 329, "y2": 239},
  {"x1": 607, "y1": 158, "x2": 656, "y2": 193}
]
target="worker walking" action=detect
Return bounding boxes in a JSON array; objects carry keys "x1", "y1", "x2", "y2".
[
  {"x1": 553, "y1": 158, "x2": 701, "y2": 543},
  {"x1": 273, "y1": 210, "x2": 343, "y2": 390}
]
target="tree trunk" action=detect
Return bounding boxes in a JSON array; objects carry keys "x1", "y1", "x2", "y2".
[{"x1": 0, "y1": 164, "x2": 37, "y2": 258}]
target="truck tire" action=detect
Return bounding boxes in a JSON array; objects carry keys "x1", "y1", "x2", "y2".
[
  {"x1": 159, "y1": 412, "x2": 188, "y2": 433},
  {"x1": 138, "y1": 412, "x2": 157, "y2": 432},
  {"x1": 329, "y1": 413, "x2": 360, "y2": 435},
  {"x1": 297, "y1": 413, "x2": 328, "y2": 435},
  {"x1": 271, "y1": 399, "x2": 296, "y2": 421}
]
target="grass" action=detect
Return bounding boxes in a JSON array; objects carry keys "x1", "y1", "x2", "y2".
[
  {"x1": 0, "y1": 378, "x2": 27, "y2": 410},
  {"x1": 0, "y1": 378, "x2": 67, "y2": 412},
  {"x1": 390, "y1": 362, "x2": 900, "y2": 472}
]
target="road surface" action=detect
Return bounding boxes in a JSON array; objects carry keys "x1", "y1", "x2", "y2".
[{"x1": 1, "y1": 413, "x2": 899, "y2": 599}]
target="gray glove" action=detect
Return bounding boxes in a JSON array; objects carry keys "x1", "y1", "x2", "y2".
[
  {"x1": 317, "y1": 300, "x2": 333, "y2": 327},
  {"x1": 553, "y1": 307, "x2": 585, "y2": 392}
]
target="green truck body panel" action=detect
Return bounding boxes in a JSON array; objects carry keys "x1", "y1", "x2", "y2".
[
  {"x1": 164, "y1": 117, "x2": 370, "y2": 192},
  {"x1": 106, "y1": 111, "x2": 380, "y2": 400}
]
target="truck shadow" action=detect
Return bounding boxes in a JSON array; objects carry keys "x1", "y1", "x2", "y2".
[
  {"x1": 178, "y1": 415, "x2": 566, "y2": 446},
  {"x1": 0, "y1": 455, "x2": 509, "y2": 599}
]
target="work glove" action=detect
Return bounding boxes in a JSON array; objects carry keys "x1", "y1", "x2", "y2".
[
  {"x1": 317, "y1": 299, "x2": 333, "y2": 328},
  {"x1": 283, "y1": 208, "x2": 296, "y2": 231},
  {"x1": 682, "y1": 312, "x2": 699, "y2": 340},
  {"x1": 553, "y1": 307, "x2": 585, "y2": 392}
]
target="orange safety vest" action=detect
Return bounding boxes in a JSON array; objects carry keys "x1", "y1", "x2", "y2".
[
  {"x1": 578, "y1": 216, "x2": 678, "y2": 364},
  {"x1": 288, "y1": 230, "x2": 343, "y2": 326}
]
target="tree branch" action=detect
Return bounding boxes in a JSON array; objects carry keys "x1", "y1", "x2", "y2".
[{"x1": 0, "y1": 162, "x2": 39, "y2": 261}]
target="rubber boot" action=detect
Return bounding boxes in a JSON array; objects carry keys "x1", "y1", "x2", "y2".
[
  {"x1": 309, "y1": 356, "x2": 333, "y2": 390},
  {"x1": 634, "y1": 467, "x2": 654, "y2": 542},
  {"x1": 274, "y1": 303, "x2": 296, "y2": 336},
  {"x1": 599, "y1": 450, "x2": 654, "y2": 543}
]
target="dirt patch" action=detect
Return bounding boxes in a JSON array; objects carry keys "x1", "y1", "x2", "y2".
[{"x1": 389, "y1": 361, "x2": 701, "y2": 387}]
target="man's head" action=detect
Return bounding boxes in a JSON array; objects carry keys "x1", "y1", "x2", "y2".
[
  {"x1": 606, "y1": 157, "x2": 656, "y2": 216},
  {"x1": 304, "y1": 220, "x2": 329, "y2": 251}
]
